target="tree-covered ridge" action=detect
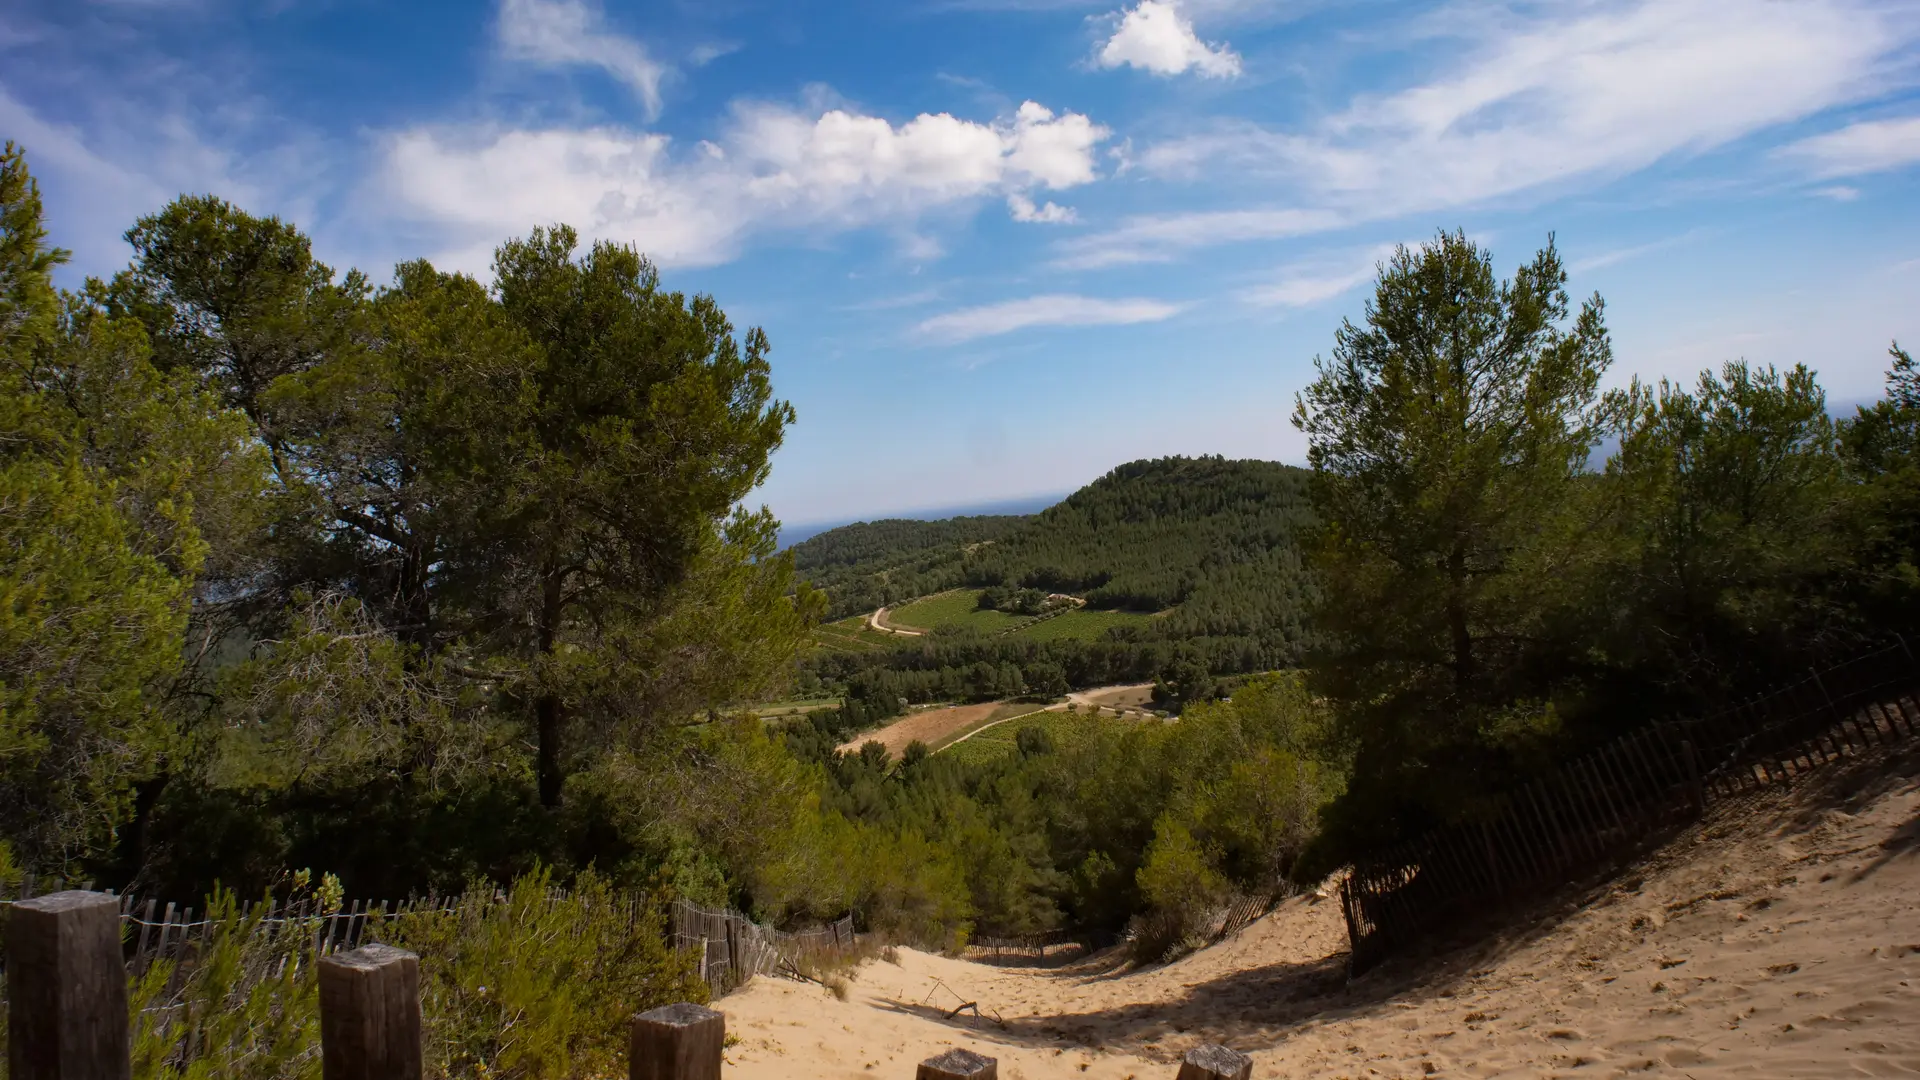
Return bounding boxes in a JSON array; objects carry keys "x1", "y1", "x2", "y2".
[
  {"x1": 789, "y1": 514, "x2": 1029, "y2": 618},
  {"x1": 788, "y1": 458, "x2": 1317, "y2": 709},
  {"x1": 797, "y1": 457, "x2": 1314, "y2": 620},
  {"x1": 965, "y1": 456, "x2": 1314, "y2": 614}
]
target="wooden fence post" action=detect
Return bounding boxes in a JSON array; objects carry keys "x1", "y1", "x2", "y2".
[
  {"x1": 917, "y1": 1048, "x2": 997, "y2": 1080},
  {"x1": 631, "y1": 1003, "x2": 724, "y2": 1080},
  {"x1": 1176, "y1": 1044, "x2": 1253, "y2": 1080},
  {"x1": 1680, "y1": 740, "x2": 1706, "y2": 816},
  {"x1": 6, "y1": 890, "x2": 130, "y2": 1080},
  {"x1": 318, "y1": 944, "x2": 422, "y2": 1080}
]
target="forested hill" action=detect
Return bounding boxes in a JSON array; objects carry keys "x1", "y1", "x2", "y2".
[
  {"x1": 790, "y1": 514, "x2": 1030, "y2": 617},
  {"x1": 794, "y1": 457, "x2": 1319, "y2": 703},
  {"x1": 964, "y1": 457, "x2": 1314, "y2": 616}
]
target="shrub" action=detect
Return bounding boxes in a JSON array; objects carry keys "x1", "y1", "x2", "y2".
[
  {"x1": 127, "y1": 874, "x2": 334, "y2": 1080},
  {"x1": 383, "y1": 869, "x2": 705, "y2": 1080}
]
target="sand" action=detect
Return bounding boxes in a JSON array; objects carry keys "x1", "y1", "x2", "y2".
[{"x1": 721, "y1": 752, "x2": 1920, "y2": 1079}]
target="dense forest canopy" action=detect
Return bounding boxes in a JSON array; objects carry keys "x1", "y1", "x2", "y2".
[{"x1": 964, "y1": 457, "x2": 1314, "y2": 614}]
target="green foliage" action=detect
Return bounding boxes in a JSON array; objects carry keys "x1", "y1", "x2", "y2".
[
  {"x1": 1594, "y1": 360, "x2": 1848, "y2": 688},
  {"x1": 887, "y1": 589, "x2": 1029, "y2": 633},
  {"x1": 1294, "y1": 235, "x2": 1918, "y2": 875},
  {"x1": 128, "y1": 878, "x2": 334, "y2": 1080},
  {"x1": 784, "y1": 672, "x2": 1340, "y2": 945},
  {"x1": 383, "y1": 870, "x2": 705, "y2": 1080},
  {"x1": 1293, "y1": 231, "x2": 1613, "y2": 867},
  {"x1": 790, "y1": 515, "x2": 1030, "y2": 618},
  {"x1": 1838, "y1": 343, "x2": 1920, "y2": 636},
  {"x1": 0, "y1": 145, "x2": 266, "y2": 869}
]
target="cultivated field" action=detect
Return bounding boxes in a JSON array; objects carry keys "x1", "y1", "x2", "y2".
[
  {"x1": 835, "y1": 701, "x2": 1050, "y2": 760},
  {"x1": 883, "y1": 589, "x2": 1158, "y2": 642},
  {"x1": 941, "y1": 708, "x2": 1143, "y2": 766},
  {"x1": 811, "y1": 615, "x2": 891, "y2": 653},
  {"x1": 883, "y1": 590, "x2": 1028, "y2": 634},
  {"x1": 1014, "y1": 607, "x2": 1154, "y2": 641}
]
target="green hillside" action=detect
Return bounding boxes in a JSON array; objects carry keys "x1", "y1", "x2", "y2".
[
  {"x1": 792, "y1": 457, "x2": 1318, "y2": 706},
  {"x1": 790, "y1": 515, "x2": 1029, "y2": 618}
]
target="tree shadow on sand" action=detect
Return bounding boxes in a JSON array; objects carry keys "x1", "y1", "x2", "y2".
[{"x1": 867, "y1": 744, "x2": 1920, "y2": 1054}]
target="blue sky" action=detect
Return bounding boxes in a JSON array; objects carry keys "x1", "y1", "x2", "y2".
[{"x1": 5, "y1": 0, "x2": 1920, "y2": 527}]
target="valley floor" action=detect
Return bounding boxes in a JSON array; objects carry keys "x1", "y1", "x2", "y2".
[{"x1": 722, "y1": 751, "x2": 1920, "y2": 1079}]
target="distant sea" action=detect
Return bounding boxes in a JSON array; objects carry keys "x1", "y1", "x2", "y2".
[{"x1": 777, "y1": 492, "x2": 1066, "y2": 550}]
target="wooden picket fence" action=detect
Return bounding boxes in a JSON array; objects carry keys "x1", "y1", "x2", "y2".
[
  {"x1": 1340, "y1": 639, "x2": 1920, "y2": 974},
  {"x1": 0, "y1": 882, "x2": 852, "y2": 1002},
  {"x1": 671, "y1": 899, "x2": 859, "y2": 995}
]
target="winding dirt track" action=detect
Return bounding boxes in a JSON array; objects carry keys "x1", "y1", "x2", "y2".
[
  {"x1": 723, "y1": 749, "x2": 1920, "y2": 1079},
  {"x1": 868, "y1": 607, "x2": 924, "y2": 636}
]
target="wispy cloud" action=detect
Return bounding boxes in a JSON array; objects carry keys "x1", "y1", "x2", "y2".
[
  {"x1": 496, "y1": 0, "x2": 670, "y2": 118},
  {"x1": 1238, "y1": 243, "x2": 1398, "y2": 308},
  {"x1": 915, "y1": 294, "x2": 1184, "y2": 343},
  {"x1": 1053, "y1": 207, "x2": 1342, "y2": 269},
  {"x1": 1568, "y1": 230, "x2": 1704, "y2": 273},
  {"x1": 842, "y1": 287, "x2": 943, "y2": 312},
  {"x1": 1095, "y1": 1, "x2": 1242, "y2": 79},
  {"x1": 1100, "y1": 0, "x2": 1907, "y2": 262},
  {"x1": 380, "y1": 100, "x2": 1110, "y2": 271},
  {"x1": 1777, "y1": 115, "x2": 1920, "y2": 179}
]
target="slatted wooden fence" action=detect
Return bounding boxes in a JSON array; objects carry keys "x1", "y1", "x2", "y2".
[
  {"x1": 0, "y1": 882, "x2": 850, "y2": 1002},
  {"x1": 1340, "y1": 639, "x2": 1920, "y2": 974},
  {"x1": 670, "y1": 899, "x2": 858, "y2": 995}
]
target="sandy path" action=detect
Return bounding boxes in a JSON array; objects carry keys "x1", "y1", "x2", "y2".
[
  {"x1": 869, "y1": 607, "x2": 924, "y2": 636},
  {"x1": 722, "y1": 753, "x2": 1920, "y2": 1079}
]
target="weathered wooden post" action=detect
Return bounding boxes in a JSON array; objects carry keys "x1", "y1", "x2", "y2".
[
  {"x1": 1680, "y1": 740, "x2": 1706, "y2": 816},
  {"x1": 917, "y1": 1047, "x2": 997, "y2": 1080},
  {"x1": 318, "y1": 944, "x2": 422, "y2": 1080},
  {"x1": 1176, "y1": 1044, "x2": 1252, "y2": 1080},
  {"x1": 631, "y1": 1003, "x2": 725, "y2": 1080},
  {"x1": 6, "y1": 890, "x2": 130, "y2": 1080}
]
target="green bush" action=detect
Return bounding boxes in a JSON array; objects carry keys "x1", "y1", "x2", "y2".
[
  {"x1": 0, "y1": 869, "x2": 703, "y2": 1080},
  {"x1": 383, "y1": 869, "x2": 706, "y2": 1080}
]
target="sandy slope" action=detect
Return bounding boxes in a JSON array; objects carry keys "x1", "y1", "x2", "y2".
[{"x1": 721, "y1": 752, "x2": 1920, "y2": 1079}]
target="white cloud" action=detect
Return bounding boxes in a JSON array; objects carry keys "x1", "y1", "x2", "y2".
[
  {"x1": 0, "y1": 86, "x2": 327, "y2": 275},
  {"x1": 1238, "y1": 244, "x2": 1398, "y2": 308},
  {"x1": 379, "y1": 100, "x2": 1110, "y2": 271},
  {"x1": 1105, "y1": 0, "x2": 1907, "y2": 262},
  {"x1": 1096, "y1": 1, "x2": 1242, "y2": 79},
  {"x1": 1777, "y1": 116, "x2": 1920, "y2": 179},
  {"x1": 1008, "y1": 192, "x2": 1077, "y2": 222},
  {"x1": 1053, "y1": 207, "x2": 1342, "y2": 268},
  {"x1": 915, "y1": 294, "x2": 1184, "y2": 343},
  {"x1": 1813, "y1": 184, "x2": 1862, "y2": 201},
  {"x1": 496, "y1": 0, "x2": 668, "y2": 118}
]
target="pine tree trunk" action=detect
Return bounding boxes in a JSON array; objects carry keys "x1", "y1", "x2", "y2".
[{"x1": 535, "y1": 564, "x2": 565, "y2": 808}]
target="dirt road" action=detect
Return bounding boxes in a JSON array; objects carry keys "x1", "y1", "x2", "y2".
[{"x1": 868, "y1": 606, "x2": 924, "y2": 636}]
